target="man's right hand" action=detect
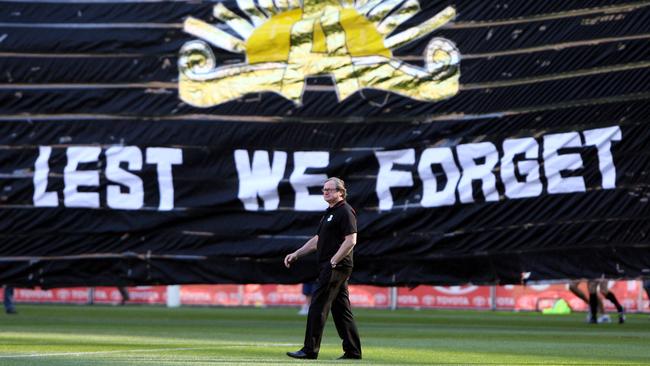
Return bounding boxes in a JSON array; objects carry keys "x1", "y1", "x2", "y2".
[{"x1": 284, "y1": 252, "x2": 298, "y2": 268}]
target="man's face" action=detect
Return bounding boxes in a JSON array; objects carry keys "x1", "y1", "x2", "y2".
[{"x1": 322, "y1": 181, "x2": 342, "y2": 204}]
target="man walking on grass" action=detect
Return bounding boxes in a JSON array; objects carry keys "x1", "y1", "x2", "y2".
[{"x1": 284, "y1": 177, "x2": 362, "y2": 360}]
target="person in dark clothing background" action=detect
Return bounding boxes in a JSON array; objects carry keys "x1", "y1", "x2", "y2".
[
  {"x1": 4, "y1": 286, "x2": 17, "y2": 314},
  {"x1": 284, "y1": 177, "x2": 362, "y2": 360},
  {"x1": 299, "y1": 282, "x2": 317, "y2": 315}
]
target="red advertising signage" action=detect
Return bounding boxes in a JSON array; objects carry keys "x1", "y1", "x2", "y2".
[
  {"x1": 178, "y1": 284, "x2": 391, "y2": 308},
  {"x1": 398, "y1": 285, "x2": 492, "y2": 309},
  {"x1": 3, "y1": 281, "x2": 647, "y2": 312}
]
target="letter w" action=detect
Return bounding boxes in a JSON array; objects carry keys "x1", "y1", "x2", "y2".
[{"x1": 234, "y1": 150, "x2": 287, "y2": 211}]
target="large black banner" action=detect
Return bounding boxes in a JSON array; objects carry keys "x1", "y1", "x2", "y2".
[{"x1": 1, "y1": 0, "x2": 649, "y2": 286}]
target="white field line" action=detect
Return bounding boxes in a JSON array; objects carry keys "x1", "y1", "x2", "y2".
[{"x1": 0, "y1": 343, "x2": 299, "y2": 358}]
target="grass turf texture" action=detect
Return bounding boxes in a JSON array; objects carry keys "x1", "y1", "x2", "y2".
[{"x1": 0, "y1": 305, "x2": 648, "y2": 365}]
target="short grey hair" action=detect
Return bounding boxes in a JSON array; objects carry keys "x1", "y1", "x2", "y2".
[{"x1": 325, "y1": 177, "x2": 347, "y2": 199}]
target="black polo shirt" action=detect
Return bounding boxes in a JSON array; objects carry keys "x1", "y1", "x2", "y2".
[{"x1": 316, "y1": 200, "x2": 357, "y2": 268}]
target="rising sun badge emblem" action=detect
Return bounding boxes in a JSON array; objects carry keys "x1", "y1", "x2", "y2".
[{"x1": 178, "y1": 0, "x2": 460, "y2": 107}]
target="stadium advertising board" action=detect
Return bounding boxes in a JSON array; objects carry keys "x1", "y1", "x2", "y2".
[
  {"x1": 397, "y1": 285, "x2": 491, "y2": 309},
  {"x1": 1, "y1": 1, "x2": 649, "y2": 286},
  {"x1": 5, "y1": 282, "x2": 646, "y2": 311}
]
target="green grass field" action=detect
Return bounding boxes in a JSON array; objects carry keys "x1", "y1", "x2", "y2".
[{"x1": 0, "y1": 305, "x2": 648, "y2": 365}]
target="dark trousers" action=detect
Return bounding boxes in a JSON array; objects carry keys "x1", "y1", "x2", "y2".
[
  {"x1": 302, "y1": 264, "x2": 361, "y2": 357},
  {"x1": 4, "y1": 286, "x2": 15, "y2": 312}
]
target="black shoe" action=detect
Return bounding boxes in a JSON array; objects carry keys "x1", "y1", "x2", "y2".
[
  {"x1": 5, "y1": 309, "x2": 17, "y2": 315},
  {"x1": 337, "y1": 353, "x2": 362, "y2": 360},
  {"x1": 286, "y1": 350, "x2": 317, "y2": 360},
  {"x1": 618, "y1": 310, "x2": 626, "y2": 324}
]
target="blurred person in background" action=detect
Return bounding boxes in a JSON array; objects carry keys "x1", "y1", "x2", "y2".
[
  {"x1": 587, "y1": 279, "x2": 625, "y2": 324},
  {"x1": 3, "y1": 286, "x2": 17, "y2": 314},
  {"x1": 299, "y1": 282, "x2": 316, "y2": 315},
  {"x1": 118, "y1": 286, "x2": 130, "y2": 305},
  {"x1": 569, "y1": 281, "x2": 608, "y2": 323}
]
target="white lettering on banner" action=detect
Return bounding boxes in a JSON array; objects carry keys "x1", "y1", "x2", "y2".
[
  {"x1": 543, "y1": 132, "x2": 585, "y2": 194},
  {"x1": 33, "y1": 146, "x2": 183, "y2": 211},
  {"x1": 235, "y1": 150, "x2": 331, "y2": 211},
  {"x1": 418, "y1": 147, "x2": 459, "y2": 207},
  {"x1": 146, "y1": 148, "x2": 183, "y2": 211},
  {"x1": 234, "y1": 150, "x2": 287, "y2": 211},
  {"x1": 501, "y1": 138, "x2": 542, "y2": 199},
  {"x1": 64, "y1": 146, "x2": 102, "y2": 208},
  {"x1": 582, "y1": 126, "x2": 622, "y2": 189},
  {"x1": 106, "y1": 146, "x2": 144, "y2": 210},
  {"x1": 231, "y1": 126, "x2": 621, "y2": 211},
  {"x1": 375, "y1": 149, "x2": 415, "y2": 210},
  {"x1": 291, "y1": 151, "x2": 329, "y2": 211},
  {"x1": 27, "y1": 126, "x2": 624, "y2": 213},
  {"x1": 457, "y1": 142, "x2": 499, "y2": 203},
  {"x1": 374, "y1": 126, "x2": 622, "y2": 210},
  {"x1": 33, "y1": 146, "x2": 59, "y2": 207}
]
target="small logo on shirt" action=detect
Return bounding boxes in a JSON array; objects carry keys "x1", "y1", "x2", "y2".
[{"x1": 327, "y1": 214, "x2": 333, "y2": 222}]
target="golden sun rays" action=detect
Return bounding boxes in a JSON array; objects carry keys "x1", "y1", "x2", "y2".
[{"x1": 178, "y1": 0, "x2": 461, "y2": 107}]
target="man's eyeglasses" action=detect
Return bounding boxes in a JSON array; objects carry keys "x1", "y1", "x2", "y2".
[{"x1": 322, "y1": 188, "x2": 338, "y2": 193}]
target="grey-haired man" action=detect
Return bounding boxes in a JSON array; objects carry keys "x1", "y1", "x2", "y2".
[{"x1": 284, "y1": 177, "x2": 362, "y2": 360}]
